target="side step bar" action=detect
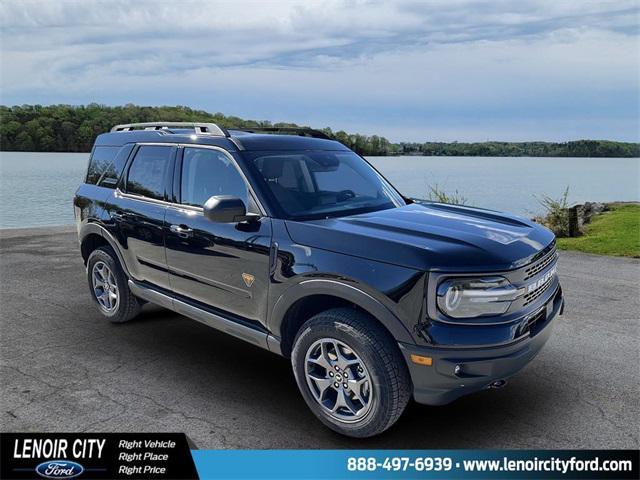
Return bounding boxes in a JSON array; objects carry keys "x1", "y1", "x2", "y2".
[{"x1": 128, "y1": 280, "x2": 274, "y2": 352}]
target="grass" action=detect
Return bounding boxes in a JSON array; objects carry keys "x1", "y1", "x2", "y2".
[
  {"x1": 427, "y1": 184, "x2": 469, "y2": 205},
  {"x1": 556, "y1": 203, "x2": 640, "y2": 258}
]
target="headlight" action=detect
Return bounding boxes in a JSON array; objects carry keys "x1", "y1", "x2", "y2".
[{"x1": 436, "y1": 276, "x2": 520, "y2": 319}]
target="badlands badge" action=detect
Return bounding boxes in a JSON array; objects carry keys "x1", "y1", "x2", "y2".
[{"x1": 242, "y1": 273, "x2": 255, "y2": 288}]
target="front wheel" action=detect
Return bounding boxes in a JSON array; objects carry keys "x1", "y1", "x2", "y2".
[{"x1": 291, "y1": 308, "x2": 411, "y2": 438}]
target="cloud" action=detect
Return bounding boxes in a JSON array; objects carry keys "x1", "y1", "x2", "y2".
[{"x1": 1, "y1": 0, "x2": 638, "y2": 141}]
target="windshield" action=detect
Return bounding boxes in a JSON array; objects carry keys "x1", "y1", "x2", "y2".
[{"x1": 246, "y1": 151, "x2": 406, "y2": 220}]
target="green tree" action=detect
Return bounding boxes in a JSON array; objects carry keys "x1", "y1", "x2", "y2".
[
  {"x1": 1, "y1": 104, "x2": 638, "y2": 157},
  {"x1": 14, "y1": 131, "x2": 35, "y2": 151}
]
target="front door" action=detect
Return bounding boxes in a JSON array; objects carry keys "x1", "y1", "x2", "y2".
[{"x1": 165, "y1": 146, "x2": 272, "y2": 327}]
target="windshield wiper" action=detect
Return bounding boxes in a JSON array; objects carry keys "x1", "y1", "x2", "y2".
[{"x1": 291, "y1": 204, "x2": 394, "y2": 221}]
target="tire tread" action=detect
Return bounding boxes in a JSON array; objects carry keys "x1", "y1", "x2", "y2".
[
  {"x1": 87, "y1": 246, "x2": 141, "y2": 323},
  {"x1": 292, "y1": 307, "x2": 411, "y2": 437}
]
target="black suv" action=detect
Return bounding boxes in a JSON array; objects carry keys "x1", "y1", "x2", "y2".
[{"x1": 74, "y1": 122, "x2": 563, "y2": 438}]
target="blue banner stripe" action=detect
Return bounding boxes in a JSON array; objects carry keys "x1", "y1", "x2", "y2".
[{"x1": 191, "y1": 449, "x2": 639, "y2": 480}]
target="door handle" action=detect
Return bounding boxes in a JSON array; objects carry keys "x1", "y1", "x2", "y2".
[{"x1": 170, "y1": 224, "x2": 194, "y2": 238}]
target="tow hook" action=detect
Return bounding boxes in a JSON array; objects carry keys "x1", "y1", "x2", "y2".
[{"x1": 488, "y1": 379, "x2": 508, "y2": 389}]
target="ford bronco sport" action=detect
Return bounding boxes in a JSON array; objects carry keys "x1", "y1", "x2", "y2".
[{"x1": 74, "y1": 122, "x2": 564, "y2": 438}]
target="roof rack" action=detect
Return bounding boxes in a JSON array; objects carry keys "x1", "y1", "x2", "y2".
[
  {"x1": 231, "y1": 127, "x2": 332, "y2": 140},
  {"x1": 111, "y1": 122, "x2": 229, "y2": 137}
]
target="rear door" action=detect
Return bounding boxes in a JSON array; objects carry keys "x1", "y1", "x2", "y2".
[
  {"x1": 106, "y1": 144, "x2": 175, "y2": 289},
  {"x1": 164, "y1": 146, "x2": 272, "y2": 327}
]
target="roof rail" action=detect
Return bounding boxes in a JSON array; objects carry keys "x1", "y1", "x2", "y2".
[
  {"x1": 111, "y1": 122, "x2": 229, "y2": 137},
  {"x1": 231, "y1": 127, "x2": 332, "y2": 140}
]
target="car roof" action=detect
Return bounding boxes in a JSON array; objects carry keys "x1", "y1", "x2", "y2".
[{"x1": 93, "y1": 129, "x2": 350, "y2": 152}]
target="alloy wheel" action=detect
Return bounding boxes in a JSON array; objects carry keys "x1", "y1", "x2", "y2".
[
  {"x1": 304, "y1": 338, "x2": 373, "y2": 423},
  {"x1": 91, "y1": 261, "x2": 119, "y2": 312}
]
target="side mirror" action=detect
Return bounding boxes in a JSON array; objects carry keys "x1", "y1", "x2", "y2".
[{"x1": 203, "y1": 196, "x2": 257, "y2": 223}]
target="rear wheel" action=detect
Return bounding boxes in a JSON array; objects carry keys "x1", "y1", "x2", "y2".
[
  {"x1": 291, "y1": 308, "x2": 411, "y2": 437},
  {"x1": 87, "y1": 246, "x2": 141, "y2": 323}
]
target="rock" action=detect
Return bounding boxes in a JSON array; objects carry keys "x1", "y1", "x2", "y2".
[
  {"x1": 576, "y1": 202, "x2": 607, "y2": 227},
  {"x1": 531, "y1": 201, "x2": 614, "y2": 237}
]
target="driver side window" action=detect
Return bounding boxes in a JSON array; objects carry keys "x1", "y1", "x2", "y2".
[{"x1": 180, "y1": 148, "x2": 252, "y2": 210}]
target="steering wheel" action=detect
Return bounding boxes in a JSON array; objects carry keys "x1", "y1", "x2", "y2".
[{"x1": 337, "y1": 190, "x2": 356, "y2": 202}]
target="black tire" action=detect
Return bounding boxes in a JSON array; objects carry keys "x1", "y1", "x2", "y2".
[
  {"x1": 291, "y1": 307, "x2": 411, "y2": 438},
  {"x1": 87, "y1": 246, "x2": 141, "y2": 323}
]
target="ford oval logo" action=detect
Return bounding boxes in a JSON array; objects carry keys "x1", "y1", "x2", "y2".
[{"x1": 35, "y1": 460, "x2": 84, "y2": 479}]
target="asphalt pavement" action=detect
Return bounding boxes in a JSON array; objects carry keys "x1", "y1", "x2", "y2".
[{"x1": 1, "y1": 227, "x2": 638, "y2": 448}]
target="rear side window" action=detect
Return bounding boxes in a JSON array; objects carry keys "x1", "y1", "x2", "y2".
[
  {"x1": 125, "y1": 145, "x2": 173, "y2": 200},
  {"x1": 85, "y1": 145, "x2": 134, "y2": 187},
  {"x1": 86, "y1": 146, "x2": 119, "y2": 185}
]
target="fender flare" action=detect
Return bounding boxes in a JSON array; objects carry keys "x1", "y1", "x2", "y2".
[
  {"x1": 79, "y1": 222, "x2": 131, "y2": 277},
  {"x1": 269, "y1": 278, "x2": 416, "y2": 345}
]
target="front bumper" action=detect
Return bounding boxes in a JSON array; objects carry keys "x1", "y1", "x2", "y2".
[{"x1": 399, "y1": 288, "x2": 564, "y2": 406}]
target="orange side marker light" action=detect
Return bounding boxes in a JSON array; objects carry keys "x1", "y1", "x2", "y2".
[{"x1": 410, "y1": 354, "x2": 433, "y2": 366}]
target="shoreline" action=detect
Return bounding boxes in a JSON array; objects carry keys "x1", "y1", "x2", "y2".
[
  {"x1": 0, "y1": 225, "x2": 75, "y2": 239},
  {"x1": 2, "y1": 150, "x2": 640, "y2": 159}
]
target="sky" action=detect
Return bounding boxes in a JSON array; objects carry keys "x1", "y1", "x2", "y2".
[{"x1": 1, "y1": 0, "x2": 639, "y2": 142}]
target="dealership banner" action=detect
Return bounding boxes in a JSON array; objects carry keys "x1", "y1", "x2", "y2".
[
  {"x1": 1, "y1": 433, "x2": 638, "y2": 479},
  {"x1": 1, "y1": 433, "x2": 198, "y2": 479}
]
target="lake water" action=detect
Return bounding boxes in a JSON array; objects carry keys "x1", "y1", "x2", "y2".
[{"x1": 0, "y1": 152, "x2": 638, "y2": 228}]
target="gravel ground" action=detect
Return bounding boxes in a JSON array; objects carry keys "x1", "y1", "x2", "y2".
[{"x1": 1, "y1": 228, "x2": 638, "y2": 449}]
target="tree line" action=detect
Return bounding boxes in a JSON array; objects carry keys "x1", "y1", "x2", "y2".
[
  {"x1": 1, "y1": 104, "x2": 638, "y2": 157},
  {"x1": 396, "y1": 140, "x2": 640, "y2": 158}
]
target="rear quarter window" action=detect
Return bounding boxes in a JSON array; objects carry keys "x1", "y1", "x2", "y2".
[{"x1": 86, "y1": 145, "x2": 133, "y2": 187}]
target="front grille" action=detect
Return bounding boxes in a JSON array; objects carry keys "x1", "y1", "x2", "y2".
[
  {"x1": 523, "y1": 274, "x2": 554, "y2": 306},
  {"x1": 524, "y1": 247, "x2": 557, "y2": 281}
]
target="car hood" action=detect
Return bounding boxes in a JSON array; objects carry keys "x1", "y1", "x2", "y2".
[{"x1": 284, "y1": 203, "x2": 555, "y2": 272}]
